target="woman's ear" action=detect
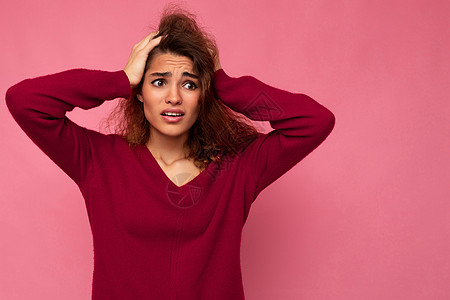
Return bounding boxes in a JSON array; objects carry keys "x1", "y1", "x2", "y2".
[{"x1": 137, "y1": 93, "x2": 143, "y2": 102}]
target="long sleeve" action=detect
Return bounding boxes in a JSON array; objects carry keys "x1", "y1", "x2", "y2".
[
  {"x1": 212, "y1": 68, "x2": 335, "y2": 199},
  {"x1": 5, "y1": 69, "x2": 131, "y2": 186}
]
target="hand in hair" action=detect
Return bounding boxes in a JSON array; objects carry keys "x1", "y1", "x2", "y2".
[
  {"x1": 214, "y1": 54, "x2": 222, "y2": 72},
  {"x1": 124, "y1": 31, "x2": 163, "y2": 88},
  {"x1": 212, "y1": 47, "x2": 222, "y2": 72}
]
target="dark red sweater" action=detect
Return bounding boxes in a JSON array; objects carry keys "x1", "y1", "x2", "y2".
[{"x1": 5, "y1": 68, "x2": 335, "y2": 299}]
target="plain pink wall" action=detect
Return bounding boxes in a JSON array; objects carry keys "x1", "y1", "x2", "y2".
[{"x1": 1, "y1": 0, "x2": 449, "y2": 299}]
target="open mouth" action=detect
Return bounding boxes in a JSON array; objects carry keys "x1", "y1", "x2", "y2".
[
  {"x1": 161, "y1": 112, "x2": 184, "y2": 122},
  {"x1": 161, "y1": 112, "x2": 184, "y2": 117}
]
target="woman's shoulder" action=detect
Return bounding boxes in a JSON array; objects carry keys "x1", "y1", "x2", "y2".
[{"x1": 83, "y1": 129, "x2": 132, "y2": 156}]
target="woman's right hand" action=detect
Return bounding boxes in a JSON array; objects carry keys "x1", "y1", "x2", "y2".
[{"x1": 124, "y1": 31, "x2": 163, "y2": 88}]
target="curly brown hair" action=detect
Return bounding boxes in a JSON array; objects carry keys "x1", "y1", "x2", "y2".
[{"x1": 102, "y1": 4, "x2": 261, "y2": 170}]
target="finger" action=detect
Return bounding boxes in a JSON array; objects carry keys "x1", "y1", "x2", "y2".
[
  {"x1": 142, "y1": 35, "x2": 162, "y2": 53},
  {"x1": 135, "y1": 31, "x2": 162, "y2": 52},
  {"x1": 134, "y1": 31, "x2": 161, "y2": 51},
  {"x1": 146, "y1": 31, "x2": 160, "y2": 42},
  {"x1": 132, "y1": 36, "x2": 162, "y2": 59}
]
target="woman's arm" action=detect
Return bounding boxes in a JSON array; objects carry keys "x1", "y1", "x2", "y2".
[
  {"x1": 5, "y1": 32, "x2": 161, "y2": 187},
  {"x1": 213, "y1": 68, "x2": 335, "y2": 200},
  {"x1": 5, "y1": 69, "x2": 131, "y2": 186}
]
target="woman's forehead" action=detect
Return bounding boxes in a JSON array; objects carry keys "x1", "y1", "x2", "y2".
[{"x1": 149, "y1": 53, "x2": 195, "y2": 72}]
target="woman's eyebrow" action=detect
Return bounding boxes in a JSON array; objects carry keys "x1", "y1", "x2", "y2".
[{"x1": 149, "y1": 71, "x2": 199, "y2": 79}]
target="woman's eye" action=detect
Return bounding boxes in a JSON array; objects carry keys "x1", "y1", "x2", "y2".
[
  {"x1": 151, "y1": 79, "x2": 165, "y2": 87},
  {"x1": 184, "y1": 81, "x2": 198, "y2": 90}
]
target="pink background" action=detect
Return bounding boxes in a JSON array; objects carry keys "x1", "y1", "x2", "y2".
[{"x1": 1, "y1": 0, "x2": 449, "y2": 299}]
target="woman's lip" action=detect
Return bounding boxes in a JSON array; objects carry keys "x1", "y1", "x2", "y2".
[
  {"x1": 161, "y1": 114, "x2": 184, "y2": 123},
  {"x1": 161, "y1": 109, "x2": 185, "y2": 114}
]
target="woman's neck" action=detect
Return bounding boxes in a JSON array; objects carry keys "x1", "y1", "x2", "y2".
[{"x1": 146, "y1": 130, "x2": 190, "y2": 165}]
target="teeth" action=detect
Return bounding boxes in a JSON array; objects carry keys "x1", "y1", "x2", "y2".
[{"x1": 162, "y1": 112, "x2": 183, "y2": 116}]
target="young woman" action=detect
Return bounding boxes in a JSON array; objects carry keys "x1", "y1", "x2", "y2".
[{"x1": 6, "y1": 7, "x2": 335, "y2": 300}]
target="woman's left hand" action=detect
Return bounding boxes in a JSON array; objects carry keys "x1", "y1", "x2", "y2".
[
  {"x1": 209, "y1": 47, "x2": 221, "y2": 72},
  {"x1": 214, "y1": 54, "x2": 222, "y2": 72}
]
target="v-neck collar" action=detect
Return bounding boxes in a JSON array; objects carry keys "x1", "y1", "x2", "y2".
[{"x1": 138, "y1": 143, "x2": 216, "y2": 189}]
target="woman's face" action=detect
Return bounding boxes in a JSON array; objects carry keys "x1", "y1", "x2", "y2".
[{"x1": 137, "y1": 52, "x2": 201, "y2": 140}]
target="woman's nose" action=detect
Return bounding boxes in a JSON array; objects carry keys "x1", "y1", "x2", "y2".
[{"x1": 166, "y1": 84, "x2": 182, "y2": 104}]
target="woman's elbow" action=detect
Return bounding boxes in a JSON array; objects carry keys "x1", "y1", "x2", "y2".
[
  {"x1": 325, "y1": 109, "x2": 336, "y2": 133},
  {"x1": 316, "y1": 108, "x2": 336, "y2": 140},
  {"x1": 5, "y1": 79, "x2": 33, "y2": 116}
]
